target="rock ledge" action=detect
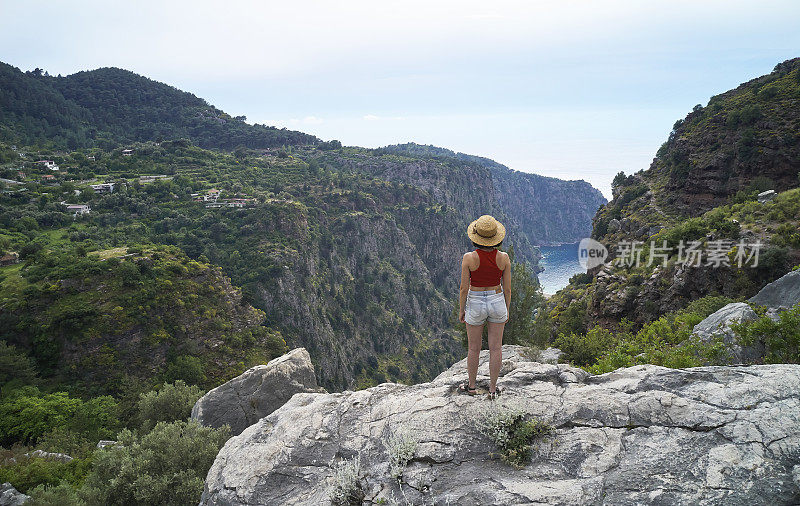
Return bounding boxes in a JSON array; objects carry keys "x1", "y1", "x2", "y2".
[{"x1": 201, "y1": 345, "x2": 800, "y2": 505}]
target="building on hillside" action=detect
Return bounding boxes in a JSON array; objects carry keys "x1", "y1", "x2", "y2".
[
  {"x1": 122, "y1": 149, "x2": 134, "y2": 157},
  {"x1": 17, "y1": 172, "x2": 25, "y2": 179},
  {"x1": 91, "y1": 183, "x2": 115, "y2": 194},
  {"x1": 87, "y1": 155, "x2": 96, "y2": 161},
  {"x1": 203, "y1": 188, "x2": 221, "y2": 202},
  {"x1": 36, "y1": 160, "x2": 59, "y2": 171},
  {"x1": 66, "y1": 204, "x2": 91, "y2": 216},
  {"x1": 41, "y1": 174, "x2": 56, "y2": 182},
  {"x1": 0, "y1": 252, "x2": 19, "y2": 266}
]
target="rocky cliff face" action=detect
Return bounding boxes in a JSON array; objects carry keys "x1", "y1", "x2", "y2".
[
  {"x1": 255, "y1": 198, "x2": 466, "y2": 390},
  {"x1": 320, "y1": 144, "x2": 606, "y2": 251},
  {"x1": 548, "y1": 59, "x2": 800, "y2": 330},
  {"x1": 201, "y1": 346, "x2": 800, "y2": 505},
  {"x1": 640, "y1": 57, "x2": 800, "y2": 217}
]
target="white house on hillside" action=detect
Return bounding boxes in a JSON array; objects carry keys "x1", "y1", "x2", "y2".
[
  {"x1": 37, "y1": 160, "x2": 59, "y2": 171},
  {"x1": 91, "y1": 183, "x2": 115, "y2": 194},
  {"x1": 66, "y1": 204, "x2": 91, "y2": 216}
]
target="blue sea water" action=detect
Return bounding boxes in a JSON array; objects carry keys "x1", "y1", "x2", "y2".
[{"x1": 537, "y1": 242, "x2": 585, "y2": 295}]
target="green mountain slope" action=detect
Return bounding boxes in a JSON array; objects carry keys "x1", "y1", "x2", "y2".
[
  {"x1": 0, "y1": 62, "x2": 319, "y2": 150},
  {"x1": 538, "y1": 58, "x2": 800, "y2": 339},
  {"x1": 595, "y1": 57, "x2": 800, "y2": 230},
  {"x1": 0, "y1": 243, "x2": 287, "y2": 397},
  {"x1": 0, "y1": 61, "x2": 608, "y2": 392}
]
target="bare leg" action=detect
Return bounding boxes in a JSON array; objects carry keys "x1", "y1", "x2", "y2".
[
  {"x1": 466, "y1": 323, "x2": 484, "y2": 388},
  {"x1": 487, "y1": 321, "x2": 505, "y2": 392}
]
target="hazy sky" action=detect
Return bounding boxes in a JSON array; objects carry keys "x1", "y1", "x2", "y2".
[{"x1": 3, "y1": 1, "x2": 800, "y2": 197}]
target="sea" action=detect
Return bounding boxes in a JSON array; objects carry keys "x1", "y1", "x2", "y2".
[{"x1": 537, "y1": 242, "x2": 585, "y2": 295}]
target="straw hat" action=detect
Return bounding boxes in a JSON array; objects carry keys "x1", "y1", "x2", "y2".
[{"x1": 467, "y1": 215, "x2": 506, "y2": 247}]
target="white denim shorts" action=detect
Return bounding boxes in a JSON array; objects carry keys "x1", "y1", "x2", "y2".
[{"x1": 465, "y1": 289, "x2": 508, "y2": 326}]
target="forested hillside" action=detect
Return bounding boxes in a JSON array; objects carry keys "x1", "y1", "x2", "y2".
[
  {"x1": 0, "y1": 63, "x2": 320, "y2": 150},
  {"x1": 0, "y1": 59, "x2": 614, "y2": 502},
  {"x1": 531, "y1": 58, "x2": 800, "y2": 373}
]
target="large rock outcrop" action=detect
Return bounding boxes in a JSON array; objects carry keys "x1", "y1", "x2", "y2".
[
  {"x1": 692, "y1": 302, "x2": 761, "y2": 364},
  {"x1": 0, "y1": 483, "x2": 29, "y2": 506},
  {"x1": 201, "y1": 345, "x2": 800, "y2": 505},
  {"x1": 191, "y1": 348, "x2": 324, "y2": 436},
  {"x1": 748, "y1": 269, "x2": 800, "y2": 310},
  {"x1": 690, "y1": 269, "x2": 800, "y2": 364}
]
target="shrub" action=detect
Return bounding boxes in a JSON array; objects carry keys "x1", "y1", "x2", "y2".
[
  {"x1": 475, "y1": 402, "x2": 553, "y2": 468},
  {"x1": 81, "y1": 420, "x2": 229, "y2": 506},
  {"x1": 554, "y1": 326, "x2": 617, "y2": 367},
  {"x1": 734, "y1": 304, "x2": 800, "y2": 363},
  {"x1": 587, "y1": 296, "x2": 734, "y2": 374},
  {"x1": 27, "y1": 482, "x2": 87, "y2": 506},
  {"x1": 165, "y1": 355, "x2": 205, "y2": 385},
  {"x1": 0, "y1": 388, "x2": 118, "y2": 447},
  {"x1": 328, "y1": 455, "x2": 363, "y2": 506},
  {"x1": 383, "y1": 429, "x2": 417, "y2": 480},
  {"x1": 0, "y1": 454, "x2": 92, "y2": 494},
  {"x1": 659, "y1": 217, "x2": 709, "y2": 246},
  {"x1": 137, "y1": 380, "x2": 204, "y2": 432},
  {"x1": 568, "y1": 272, "x2": 592, "y2": 286}
]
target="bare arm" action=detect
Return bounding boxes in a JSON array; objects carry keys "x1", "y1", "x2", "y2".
[
  {"x1": 459, "y1": 254, "x2": 471, "y2": 322},
  {"x1": 501, "y1": 253, "x2": 511, "y2": 315}
]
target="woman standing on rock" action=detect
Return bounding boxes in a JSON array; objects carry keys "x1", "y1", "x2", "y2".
[{"x1": 458, "y1": 215, "x2": 510, "y2": 400}]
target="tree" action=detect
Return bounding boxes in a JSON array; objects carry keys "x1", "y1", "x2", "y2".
[
  {"x1": 611, "y1": 171, "x2": 627, "y2": 190},
  {"x1": 80, "y1": 420, "x2": 229, "y2": 506},
  {"x1": 504, "y1": 245, "x2": 544, "y2": 345},
  {"x1": 0, "y1": 342, "x2": 37, "y2": 393},
  {"x1": 137, "y1": 380, "x2": 204, "y2": 432}
]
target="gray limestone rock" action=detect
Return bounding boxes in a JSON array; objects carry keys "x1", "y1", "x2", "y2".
[
  {"x1": 749, "y1": 269, "x2": 800, "y2": 310},
  {"x1": 693, "y1": 302, "x2": 762, "y2": 363},
  {"x1": 0, "y1": 483, "x2": 29, "y2": 506},
  {"x1": 201, "y1": 345, "x2": 800, "y2": 505},
  {"x1": 191, "y1": 348, "x2": 325, "y2": 436}
]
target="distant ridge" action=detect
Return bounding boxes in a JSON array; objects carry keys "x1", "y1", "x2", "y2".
[
  {"x1": 0, "y1": 62, "x2": 320, "y2": 150},
  {"x1": 377, "y1": 142, "x2": 607, "y2": 246}
]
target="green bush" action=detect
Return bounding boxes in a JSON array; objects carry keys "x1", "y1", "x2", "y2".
[
  {"x1": 589, "y1": 297, "x2": 732, "y2": 373},
  {"x1": 165, "y1": 355, "x2": 205, "y2": 385},
  {"x1": 475, "y1": 402, "x2": 553, "y2": 468},
  {"x1": 735, "y1": 304, "x2": 800, "y2": 363},
  {"x1": 27, "y1": 482, "x2": 87, "y2": 506},
  {"x1": 81, "y1": 420, "x2": 229, "y2": 506},
  {"x1": 137, "y1": 380, "x2": 204, "y2": 432},
  {"x1": 0, "y1": 455, "x2": 92, "y2": 494},
  {"x1": 659, "y1": 217, "x2": 709, "y2": 246},
  {"x1": 0, "y1": 388, "x2": 118, "y2": 446},
  {"x1": 554, "y1": 326, "x2": 617, "y2": 367}
]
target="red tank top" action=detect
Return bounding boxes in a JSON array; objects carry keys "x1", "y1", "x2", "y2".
[{"x1": 470, "y1": 249, "x2": 503, "y2": 287}]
